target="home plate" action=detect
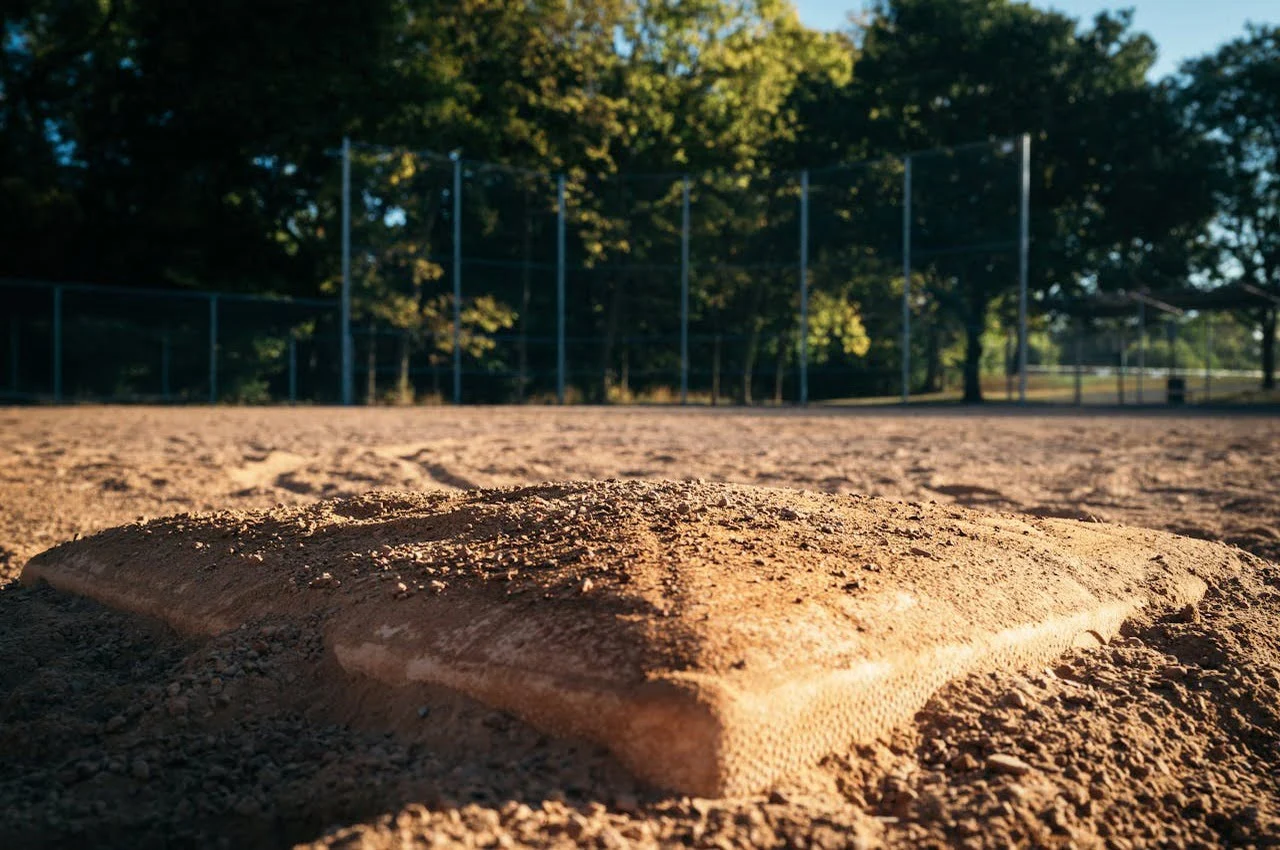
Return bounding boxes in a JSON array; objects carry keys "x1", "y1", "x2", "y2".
[{"x1": 21, "y1": 480, "x2": 1238, "y2": 796}]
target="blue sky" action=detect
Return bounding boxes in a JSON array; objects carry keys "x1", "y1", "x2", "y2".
[{"x1": 792, "y1": 0, "x2": 1280, "y2": 78}]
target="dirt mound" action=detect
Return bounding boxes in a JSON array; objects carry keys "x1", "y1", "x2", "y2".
[{"x1": 21, "y1": 480, "x2": 1246, "y2": 797}]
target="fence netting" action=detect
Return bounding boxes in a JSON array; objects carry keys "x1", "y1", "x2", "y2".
[
  {"x1": 4, "y1": 137, "x2": 1266, "y2": 405},
  {"x1": 1, "y1": 280, "x2": 340, "y2": 403}
]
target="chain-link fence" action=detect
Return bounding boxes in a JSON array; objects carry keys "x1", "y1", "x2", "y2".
[
  {"x1": 0, "y1": 280, "x2": 341, "y2": 403},
  {"x1": 1030, "y1": 307, "x2": 1267, "y2": 405},
  {"x1": 344, "y1": 137, "x2": 1038, "y2": 406},
  {"x1": 6, "y1": 137, "x2": 1271, "y2": 406}
]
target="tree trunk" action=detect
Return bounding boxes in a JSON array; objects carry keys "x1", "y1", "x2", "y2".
[
  {"x1": 517, "y1": 193, "x2": 532, "y2": 402},
  {"x1": 740, "y1": 283, "x2": 766, "y2": 404},
  {"x1": 397, "y1": 332, "x2": 412, "y2": 404},
  {"x1": 923, "y1": 323, "x2": 942, "y2": 393},
  {"x1": 1263, "y1": 307, "x2": 1277, "y2": 390},
  {"x1": 365, "y1": 322, "x2": 376, "y2": 406},
  {"x1": 598, "y1": 280, "x2": 622, "y2": 403},
  {"x1": 620, "y1": 346, "x2": 630, "y2": 400},
  {"x1": 741, "y1": 325, "x2": 760, "y2": 405},
  {"x1": 773, "y1": 335, "x2": 788, "y2": 404},
  {"x1": 711, "y1": 334, "x2": 721, "y2": 406},
  {"x1": 962, "y1": 317, "x2": 985, "y2": 403}
]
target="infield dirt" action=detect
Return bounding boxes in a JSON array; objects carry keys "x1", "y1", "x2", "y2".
[{"x1": 1, "y1": 406, "x2": 1278, "y2": 848}]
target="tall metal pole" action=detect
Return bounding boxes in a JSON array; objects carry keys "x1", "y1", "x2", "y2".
[
  {"x1": 902, "y1": 156, "x2": 912, "y2": 404},
  {"x1": 1137, "y1": 300, "x2": 1146, "y2": 404},
  {"x1": 1017, "y1": 133, "x2": 1031, "y2": 404},
  {"x1": 208, "y1": 294, "x2": 218, "y2": 404},
  {"x1": 556, "y1": 174, "x2": 567, "y2": 405},
  {"x1": 799, "y1": 170, "x2": 810, "y2": 406},
  {"x1": 341, "y1": 137, "x2": 353, "y2": 406},
  {"x1": 52, "y1": 286, "x2": 62, "y2": 403},
  {"x1": 452, "y1": 154, "x2": 463, "y2": 405},
  {"x1": 680, "y1": 176, "x2": 690, "y2": 405}
]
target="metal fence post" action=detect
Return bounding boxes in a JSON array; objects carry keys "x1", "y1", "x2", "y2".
[
  {"x1": 1005, "y1": 327, "x2": 1013, "y2": 401},
  {"x1": 1118, "y1": 329, "x2": 1127, "y2": 404},
  {"x1": 208, "y1": 294, "x2": 218, "y2": 404},
  {"x1": 556, "y1": 174, "x2": 566, "y2": 405},
  {"x1": 902, "y1": 155, "x2": 912, "y2": 404},
  {"x1": 680, "y1": 175, "x2": 690, "y2": 405},
  {"x1": 341, "y1": 136, "x2": 353, "y2": 406},
  {"x1": 799, "y1": 170, "x2": 810, "y2": 407},
  {"x1": 1204, "y1": 315, "x2": 1213, "y2": 402},
  {"x1": 1074, "y1": 323, "x2": 1083, "y2": 406},
  {"x1": 452, "y1": 153, "x2": 463, "y2": 405},
  {"x1": 1017, "y1": 133, "x2": 1031, "y2": 404},
  {"x1": 52, "y1": 286, "x2": 62, "y2": 403},
  {"x1": 1137, "y1": 300, "x2": 1145, "y2": 404}
]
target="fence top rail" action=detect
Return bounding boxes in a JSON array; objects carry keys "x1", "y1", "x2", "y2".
[
  {"x1": 1, "y1": 278, "x2": 339, "y2": 309},
  {"x1": 341, "y1": 137, "x2": 1020, "y2": 183},
  {"x1": 1047, "y1": 282, "x2": 1280, "y2": 318}
]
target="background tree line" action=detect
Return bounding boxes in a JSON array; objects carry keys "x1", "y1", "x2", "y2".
[{"x1": 3, "y1": 0, "x2": 1276, "y2": 401}]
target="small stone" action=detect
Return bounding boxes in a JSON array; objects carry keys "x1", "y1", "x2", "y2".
[
  {"x1": 1175, "y1": 603, "x2": 1201, "y2": 624},
  {"x1": 581, "y1": 578, "x2": 594, "y2": 593},
  {"x1": 105, "y1": 715, "x2": 126, "y2": 733},
  {"x1": 768, "y1": 789, "x2": 791, "y2": 805},
  {"x1": 565, "y1": 813, "x2": 590, "y2": 840},
  {"x1": 986, "y1": 753, "x2": 1033, "y2": 776},
  {"x1": 167, "y1": 696, "x2": 189, "y2": 716},
  {"x1": 1004, "y1": 690, "x2": 1031, "y2": 710},
  {"x1": 909, "y1": 546, "x2": 933, "y2": 558},
  {"x1": 598, "y1": 826, "x2": 627, "y2": 849},
  {"x1": 130, "y1": 759, "x2": 151, "y2": 781},
  {"x1": 778, "y1": 508, "x2": 800, "y2": 521}
]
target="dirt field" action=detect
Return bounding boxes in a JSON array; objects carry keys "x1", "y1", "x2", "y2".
[{"x1": 2, "y1": 406, "x2": 1278, "y2": 848}]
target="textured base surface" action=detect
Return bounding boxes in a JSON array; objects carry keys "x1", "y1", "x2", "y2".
[{"x1": 22, "y1": 480, "x2": 1234, "y2": 795}]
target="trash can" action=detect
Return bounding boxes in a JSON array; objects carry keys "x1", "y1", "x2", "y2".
[{"x1": 1167, "y1": 376, "x2": 1186, "y2": 405}]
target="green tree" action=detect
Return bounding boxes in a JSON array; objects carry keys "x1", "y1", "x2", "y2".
[
  {"x1": 804, "y1": 0, "x2": 1217, "y2": 402},
  {"x1": 2, "y1": 0, "x2": 397, "y2": 292},
  {"x1": 1179, "y1": 24, "x2": 1280, "y2": 388}
]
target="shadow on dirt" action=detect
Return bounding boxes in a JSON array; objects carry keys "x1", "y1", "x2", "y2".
[{"x1": 0, "y1": 582, "x2": 646, "y2": 850}]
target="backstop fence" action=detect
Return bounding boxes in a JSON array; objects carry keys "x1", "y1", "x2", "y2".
[
  {"x1": 338, "y1": 136, "x2": 1032, "y2": 405},
  {"x1": 2, "y1": 136, "x2": 1269, "y2": 405},
  {"x1": 0, "y1": 280, "x2": 342, "y2": 404}
]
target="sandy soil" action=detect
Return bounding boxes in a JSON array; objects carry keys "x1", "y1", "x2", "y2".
[{"x1": 1, "y1": 406, "x2": 1278, "y2": 848}]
